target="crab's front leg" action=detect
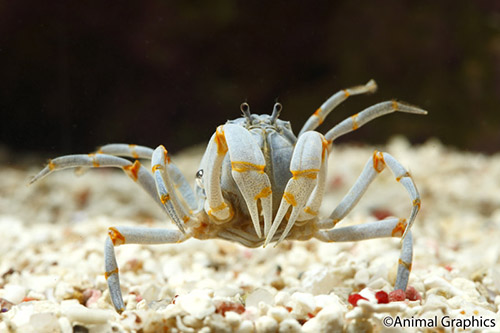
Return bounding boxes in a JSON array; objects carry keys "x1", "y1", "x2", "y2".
[
  {"x1": 265, "y1": 131, "x2": 329, "y2": 246},
  {"x1": 105, "y1": 226, "x2": 187, "y2": 313}
]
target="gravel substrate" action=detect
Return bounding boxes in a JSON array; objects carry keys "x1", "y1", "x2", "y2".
[{"x1": 1, "y1": 137, "x2": 500, "y2": 332}]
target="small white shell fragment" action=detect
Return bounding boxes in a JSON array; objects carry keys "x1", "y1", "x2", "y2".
[
  {"x1": 1, "y1": 284, "x2": 27, "y2": 304},
  {"x1": 176, "y1": 290, "x2": 215, "y2": 319},
  {"x1": 255, "y1": 315, "x2": 278, "y2": 333},
  {"x1": 246, "y1": 288, "x2": 274, "y2": 308},
  {"x1": 290, "y1": 292, "x2": 316, "y2": 316},
  {"x1": 302, "y1": 306, "x2": 344, "y2": 333},
  {"x1": 267, "y1": 305, "x2": 290, "y2": 322},
  {"x1": 278, "y1": 318, "x2": 302, "y2": 333},
  {"x1": 29, "y1": 312, "x2": 59, "y2": 332},
  {"x1": 300, "y1": 267, "x2": 338, "y2": 295},
  {"x1": 61, "y1": 300, "x2": 113, "y2": 324},
  {"x1": 237, "y1": 319, "x2": 255, "y2": 333}
]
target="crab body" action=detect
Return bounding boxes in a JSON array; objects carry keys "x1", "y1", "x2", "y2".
[{"x1": 31, "y1": 80, "x2": 427, "y2": 313}]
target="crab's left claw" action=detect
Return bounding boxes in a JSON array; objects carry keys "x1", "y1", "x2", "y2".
[
  {"x1": 264, "y1": 131, "x2": 328, "y2": 247},
  {"x1": 224, "y1": 124, "x2": 273, "y2": 238}
]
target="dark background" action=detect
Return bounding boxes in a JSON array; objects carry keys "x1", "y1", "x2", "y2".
[{"x1": 1, "y1": 1, "x2": 500, "y2": 157}]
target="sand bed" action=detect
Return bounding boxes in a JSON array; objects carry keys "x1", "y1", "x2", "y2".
[{"x1": 1, "y1": 137, "x2": 500, "y2": 332}]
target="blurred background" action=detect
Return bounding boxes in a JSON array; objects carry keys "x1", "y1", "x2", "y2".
[{"x1": 1, "y1": 0, "x2": 500, "y2": 159}]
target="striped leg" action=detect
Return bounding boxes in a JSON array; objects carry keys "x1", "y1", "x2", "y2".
[
  {"x1": 97, "y1": 143, "x2": 154, "y2": 159},
  {"x1": 315, "y1": 218, "x2": 413, "y2": 291},
  {"x1": 324, "y1": 101, "x2": 427, "y2": 144},
  {"x1": 298, "y1": 80, "x2": 377, "y2": 136},
  {"x1": 151, "y1": 146, "x2": 197, "y2": 233},
  {"x1": 318, "y1": 151, "x2": 421, "y2": 240},
  {"x1": 30, "y1": 154, "x2": 163, "y2": 207},
  {"x1": 29, "y1": 153, "x2": 196, "y2": 229},
  {"x1": 105, "y1": 226, "x2": 186, "y2": 313},
  {"x1": 96, "y1": 143, "x2": 197, "y2": 212}
]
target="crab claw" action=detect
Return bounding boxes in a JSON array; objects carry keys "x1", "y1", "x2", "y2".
[
  {"x1": 264, "y1": 131, "x2": 327, "y2": 247},
  {"x1": 224, "y1": 124, "x2": 273, "y2": 238}
]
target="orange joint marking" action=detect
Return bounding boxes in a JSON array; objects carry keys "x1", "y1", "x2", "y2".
[
  {"x1": 210, "y1": 201, "x2": 229, "y2": 212},
  {"x1": 215, "y1": 126, "x2": 228, "y2": 154},
  {"x1": 321, "y1": 135, "x2": 330, "y2": 160},
  {"x1": 372, "y1": 150, "x2": 385, "y2": 173},
  {"x1": 182, "y1": 216, "x2": 190, "y2": 224},
  {"x1": 88, "y1": 153, "x2": 100, "y2": 167},
  {"x1": 96, "y1": 147, "x2": 103, "y2": 154},
  {"x1": 231, "y1": 161, "x2": 265, "y2": 173},
  {"x1": 48, "y1": 159, "x2": 56, "y2": 171},
  {"x1": 396, "y1": 172, "x2": 410, "y2": 182},
  {"x1": 159, "y1": 145, "x2": 171, "y2": 164},
  {"x1": 350, "y1": 113, "x2": 359, "y2": 130},
  {"x1": 104, "y1": 267, "x2": 119, "y2": 280},
  {"x1": 283, "y1": 192, "x2": 297, "y2": 207},
  {"x1": 123, "y1": 160, "x2": 141, "y2": 181},
  {"x1": 152, "y1": 164, "x2": 163, "y2": 172},
  {"x1": 303, "y1": 206, "x2": 318, "y2": 216},
  {"x1": 313, "y1": 107, "x2": 324, "y2": 125},
  {"x1": 398, "y1": 258, "x2": 412, "y2": 271},
  {"x1": 392, "y1": 100, "x2": 399, "y2": 110},
  {"x1": 291, "y1": 169, "x2": 319, "y2": 179},
  {"x1": 391, "y1": 218, "x2": 407, "y2": 237},
  {"x1": 108, "y1": 227, "x2": 126, "y2": 246},
  {"x1": 254, "y1": 186, "x2": 272, "y2": 200},
  {"x1": 343, "y1": 89, "x2": 350, "y2": 97},
  {"x1": 160, "y1": 193, "x2": 171, "y2": 204},
  {"x1": 129, "y1": 144, "x2": 139, "y2": 159},
  {"x1": 413, "y1": 198, "x2": 421, "y2": 210}
]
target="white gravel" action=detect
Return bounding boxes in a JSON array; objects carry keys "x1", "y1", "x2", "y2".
[{"x1": 1, "y1": 137, "x2": 500, "y2": 332}]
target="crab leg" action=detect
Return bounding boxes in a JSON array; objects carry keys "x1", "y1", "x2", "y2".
[
  {"x1": 151, "y1": 145, "x2": 197, "y2": 233},
  {"x1": 298, "y1": 80, "x2": 377, "y2": 136},
  {"x1": 201, "y1": 126, "x2": 234, "y2": 222},
  {"x1": 297, "y1": 154, "x2": 328, "y2": 221},
  {"x1": 264, "y1": 131, "x2": 328, "y2": 246},
  {"x1": 318, "y1": 151, "x2": 420, "y2": 240},
  {"x1": 97, "y1": 143, "x2": 154, "y2": 159},
  {"x1": 324, "y1": 101, "x2": 427, "y2": 143},
  {"x1": 96, "y1": 143, "x2": 197, "y2": 211},
  {"x1": 29, "y1": 154, "x2": 194, "y2": 228},
  {"x1": 105, "y1": 226, "x2": 186, "y2": 313},
  {"x1": 315, "y1": 218, "x2": 413, "y2": 291},
  {"x1": 224, "y1": 124, "x2": 273, "y2": 238},
  {"x1": 30, "y1": 154, "x2": 161, "y2": 204}
]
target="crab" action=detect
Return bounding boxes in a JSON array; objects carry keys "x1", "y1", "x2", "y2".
[{"x1": 30, "y1": 80, "x2": 426, "y2": 313}]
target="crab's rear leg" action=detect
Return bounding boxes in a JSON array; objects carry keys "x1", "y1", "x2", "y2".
[
  {"x1": 105, "y1": 226, "x2": 186, "y2": 313},
  {"x1": 264, "y1": 131, "x2": 328, "y2": 246},
  {"x1": 315, "y1": 218, "x2": 413, "y2": 291},
  {"x1": 96, "y1": 144, "x2": 197, "y2": 211},
  {"x1": 29, "y1": 154, "x2": 193, "y2": 228},
  {"x1": 318, "y1": 151, "x2": 421, "y2": 240},
  {"x1": 298, "y1": 80, "x2": 377, "y2": 136},
  {"x1": 97, "y1": 143, "x2": 154, "y2": 159}
]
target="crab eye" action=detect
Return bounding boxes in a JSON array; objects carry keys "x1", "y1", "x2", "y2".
[{"x1": 195, "y1": 169, "x2": 204, "y2": 188}]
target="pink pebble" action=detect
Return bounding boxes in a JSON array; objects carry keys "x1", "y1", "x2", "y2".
[
  {"x1": 83, "y1": 289, "x2": 102, "y2": 307},
  {"x1": 405, "y1": 286, "x2": 422, "y2": 301},
  {"x1": 388, "y1": 289, "x2": 406, "y2": 302}
]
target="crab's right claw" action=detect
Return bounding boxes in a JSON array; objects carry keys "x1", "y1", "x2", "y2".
[{"x1": 224, "y1": 124, "x2": 273, "y2": 238}]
